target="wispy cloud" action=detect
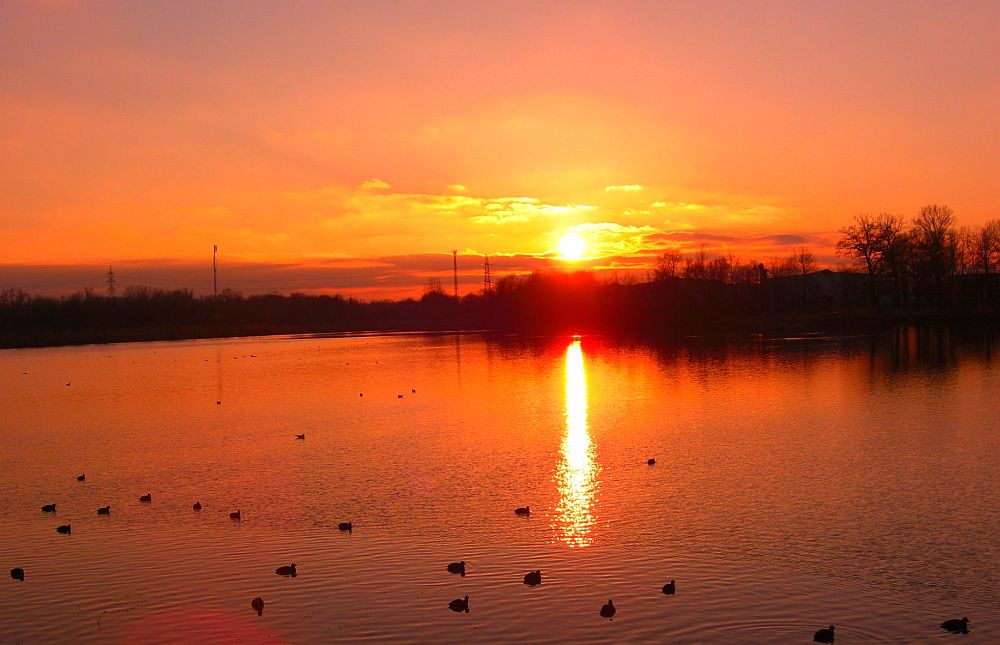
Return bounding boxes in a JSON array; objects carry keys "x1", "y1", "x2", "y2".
[
  {"x1": 605, "y1": 184, "x2": 643, "y2": 192},
  {"x1": 359, "y1": 178, "x2": 391, "y2": 191}
]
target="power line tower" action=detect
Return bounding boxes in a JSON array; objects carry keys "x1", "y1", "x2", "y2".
[
  {"x1": 105, "y1": 265, "x2": 117, "y2": 297},
  {"x1": 212, "y1": 244, "x2": 218, "y2": 298},
  {"x1": 483, "y1": 254, "x2": 492, "y2": 294},
  {"x1": 452, "y1": 249, "x2": 459, "y2": 301}
]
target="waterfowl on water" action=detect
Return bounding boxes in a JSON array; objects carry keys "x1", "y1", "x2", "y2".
[
  {"x1": 139, "y1": 493, "x2": 151, "y2": 502},
  {"x1": 662, "y1": 579, "x2": 676, "y2": 595},
  {"x1": 447, "y1": 561, "x2": 466, "y2": 575},
  {"x1": 97, "y1": 506, "x2": 110, "y2": 515},
  {"x1": 251, "y1": 596, "x2": 264, "y2": 616},
  {"x1": 940, "y1": 617, "x2": 969, "y2": 633},
  {"x1": 275, "y1": 563, "x2": 297, "y2": 577},
  {"x1": 294, "y1": 433, "x2": 305, "y2": 440},
  {"x1": 41, "y1": 504, "x2": 56, "y2": 512},
  {"x1": 514, "y1": 506, "x2": 530, "y2": 516},
  {"x1": 813, "y1": 625, "x2": 835, "y2": 643},
  {"x1": 411, "y1": 388, "x2": 416, "y2": 394},
  {"x1": 449, "y1": 595, "x2": 469, "y2": 613},
  {"x1": 10, "y1": 568, "x2": 24, "y2": 581},
  {"x1": 600, "y1": 599, "x2": 616, "y2": 618},
  {"x1": 523, "y1": 570, "x2": 542, "y2": 586},
  {"x1": 647, "y1": 458, "x2": 656, "y2": 465},
  {"x1": 56, "y1": 525, "x2": 71, "y2": 534},
  {"x1": 230, "y1": 510, "x2": 241, "y2": 520},
  {"x1": 338, "y1": 522, "x2": 352, "y2": 532},
  {"x1": 77, "y1": 474, "x2": 85, "y2": 481},
  {"x1": 397, "y1": 394, "x2": 404, "y2": 399},
  {"x1": 193, "y1": 502, "x2": 202, "y2": 510}
]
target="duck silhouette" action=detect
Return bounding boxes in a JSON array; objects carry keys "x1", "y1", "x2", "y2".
[
  {"x1": 139, "y1": 493, "x2": 151, "y2": 502},
  {"x1": 447, "y1": 561, "x2": 466, "y2": 575},
  {"x1": 193, "y1": 502, "x2": 202, "y2": 510},
  {"x1": 514, "y1": 506, "x2": 530, "y2": 516},
  {"x1": 251, "y1": 597, "x2": 264, "y2": 616},
  {"x1": 647, "y1": 458, "x2": 656, "y2": 465},
  {"x1": 275, "y1": 563, "x2": 297, "y2": 577},
  {"x1": 600, "y1": 599, "x2": 616, "y2": 618},
  {"x1": 10, "y1": 568, "x2": 24, "y2": 581},
  {"x1": 294, "y1": 433, "x2": 305, "y2": 440},
  {"x1": 77, "y1": 474, "x2": 85, "y2": 481},
  {"x1": 449, "y1": 595, "x2": 469, "y2": 613},
  {"x1": 662, "y1": 579, "x2": 676, "y2": 595},
  {"x1": 813, "y1": 625, "x2": 835, "y2": 643},
  {"x1": 230, "y1": 510, "x2": 241, "y2": 520},
  {"x1": 41, "y1": 504, "x2": 56, "y2": 512},
  {"x1": 523, "y1": 570, "x2": 542, "y2": 586},
  {"x1": 338, "y1": 522, "x2": 352, "y2": 532},
  {"x1": 56, "y1": 525, "x2": 71, "y2": 534},
  {"x1": 940, "y1": 617, "x2": 969, "y2": 633},
  {"x1": 97, "y1": 506, "x2": 110, "y2": 515}
]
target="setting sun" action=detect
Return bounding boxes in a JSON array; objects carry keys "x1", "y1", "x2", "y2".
[{"x1": 558, "y1": 233, "x2": 586, "y2": 261}]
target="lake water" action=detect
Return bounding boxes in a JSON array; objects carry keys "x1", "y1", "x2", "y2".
[{"x1": 1, "y1": 329, "x2": 997, "y2": 643}]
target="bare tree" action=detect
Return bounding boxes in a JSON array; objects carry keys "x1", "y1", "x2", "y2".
[
  {"x1": 972, "y1": 220, "x2": 1000, "y2": 274},
  {"x1": 910, "y1": 204, "x2": 957, "y2": 303},
  {"x1": 653, "y1": 249, "x2": 683, "y2": 280}
]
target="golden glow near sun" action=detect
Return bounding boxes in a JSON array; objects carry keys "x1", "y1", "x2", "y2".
[{"x1": 558, "y1": 233, "x2": 586, "y2": 261}]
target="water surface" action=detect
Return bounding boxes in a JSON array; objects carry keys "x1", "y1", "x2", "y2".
[{"x1": 1, "y1": 329, "x2": 997, "y2": 642}]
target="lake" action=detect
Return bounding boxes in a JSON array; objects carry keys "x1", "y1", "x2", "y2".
[{"x1": 1, "y1": 329, "x2": 997, "y2": 643}]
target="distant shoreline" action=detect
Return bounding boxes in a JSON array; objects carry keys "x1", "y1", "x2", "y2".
[{"x1": 3, "y1": 309, "x2": 998, "y2": 350}]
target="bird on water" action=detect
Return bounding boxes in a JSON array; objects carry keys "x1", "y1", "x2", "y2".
[
  {"x1": 275, "y1": 563, "x2": 297, "y2": 577},
  {"x1": 523, "y1": 570, "x2": 542, "y2": 586},
  {"x1": 940, "y1": 617, "x2": 969, "y2": 633},
  {"x1": 600, "y1": 599, "x2": 616, "y2": 618},
  {"x1": 294, "y1": 433, "x2": 305, "y2": 440},
  {"x1": 97, "y1": 506, "x2": 110, "y2": 515},
  {"x1": 251, "y1": 597, "x2": 264, "y2": 616},
  {"x1": 41, "y1": 504, "x2": 56, "y2": 512},
  {"x1": 139, "y1": 493, "x2": 151, "y2": 502},
  {"x1": 56, "y1": 525, "x2": 71, "y2": 534},
  {"x1": 10, "y1": 568, "x2": 24, "y2": 581},
  {"x1": 338, "y1": 522, "x2": 352, "y2": 531},
  {"x1": 230, "y1": 510, "x2": 241, "y2": 520},
  {"x1": 813, "y1": 625, "x2": 835, "y2": 643},
  {"x1": 193, "y1": 501, "x2": 202, "y2": 510},
  {"x1": 647, "y1": 458, "x2": 656, "y2": 465},
  {"x1": 447, "y1": 561, "x2": 466, "y2": 575},
  {"x1": 514, "y1": 506, "x2": 530, "y2": 516},
  {"x1": 449, "y1": 595, "x2": 469, "y2": 613},
  {"x1": 77, "y1": 474, "x2": 85, "y2": 481},
  {"x1": 662, "y1": 579, "x2": 676, "y2": 595}
]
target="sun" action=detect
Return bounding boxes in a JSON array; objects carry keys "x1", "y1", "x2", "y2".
[{"x1": 558, "y1": 232, "x2": 586, "y2": 261}]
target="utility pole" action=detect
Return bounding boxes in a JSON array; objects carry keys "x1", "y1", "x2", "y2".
[
  {"x1": 213, "y1": 244, "x2": 218, "y2": 298},
  {"x1": 452, "y1": 249, "x2": 459, "y2": 301},
  {"x1": 105, "y1": 265, "x2": 117, "y2": 297},
  {"x1": 483, "y1": 254, "x2": 492, "y2": 294}
]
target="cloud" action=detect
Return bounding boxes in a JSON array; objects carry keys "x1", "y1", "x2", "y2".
[
  {"x1": 359, "y1": 178, "x2": 391, "y2": 191},
  {"x1": 447, "y1": 184, "x2": 467, "y2": 193},
  {"x1": 605, "y1": 184, "x2": 643, "y2": 192}
]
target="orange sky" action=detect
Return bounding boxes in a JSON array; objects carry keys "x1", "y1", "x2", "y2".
[{"x1": 1, "y1": 1, "x2": 998, "y2": 297}]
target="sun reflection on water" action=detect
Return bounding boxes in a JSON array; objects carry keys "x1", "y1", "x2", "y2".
[{"x1": 555, "y1": 339, "x2": 598, "y2": 547}]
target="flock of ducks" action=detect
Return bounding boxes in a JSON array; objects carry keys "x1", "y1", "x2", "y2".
[{"x1": 5, "y1": 432, "x2": 976, "y2": 640}]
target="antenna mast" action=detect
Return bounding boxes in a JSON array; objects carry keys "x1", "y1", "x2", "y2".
[
  {"x1": 213, "y1": 244, "x2": 218, "y2": 297},
  {"x1": 483, "y1": 254, "x2": 492, "y2": 294},
  {"x1": 105, "y1": 265, "x2": 117, "y2": 297},
  {"x1": 452, "y1": 249, "x2": 459, "y2": 300}
]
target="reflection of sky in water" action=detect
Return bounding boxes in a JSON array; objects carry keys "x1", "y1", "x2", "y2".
[{"x1": 555, "y1": 340, "x2": 598, "y2": 547}]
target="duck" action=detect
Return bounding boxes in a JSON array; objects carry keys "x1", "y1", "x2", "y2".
[
  {"x1": 813, "y1": 625, "x2": 835, "y2": 643},
  {"x1": 397, "y1": 394, "x2": 404, "y2": 399},
  {"x1": 523, "y1": 570, "x2": 542, "y2": 586},
  {"x1": 338, "y1": 522, "x2": 353, "y2": 532},
  {"x1": 294, "y1": 433, "x2": 305, "y2": 440},
  {"x1": 411, "y1": 388, "x2": 416, "y2": 394},
  {"x1": 447, "y1": 561, "x2": 466, "y2": 575},
  {"x1": 251, "y1": 596, "x2": 264, "y2": 616},
  {"x1": 139, "y1": 493, "x2": 152, "y2": 502},
  {"x1": 10, "y1": 567, "x2": 24, "y2": 581},
  {"x1": 230, "y1": 510, "x2": 241, "y2": 520},
  {"x1": 662, "y1": 579, "x2": 676, "y2": 595},
  {"x1": 600, "y1": 599, "x2": 616, "y2": 618},
  {"x1": 77, "y1": 474, "x2": 85, "y2": 481},
  {"x1": 940, "y1": 617, "x2": 969, "y2": 633},
  {"x1": 41, "y1": 504, "x2": 56, "y2": 513},
  {"x1": 449, "y1": 595, "x2": 469, "y2": 613},
  {"x1": 56, "y1": 524, "x2": 71, "y2": 534},
  {"x1": 97, "y1": 506, "x2": 111, "y2": 515},
  {"x1": 514, "y1": 506, "x2": 531, "y2": 516},
  {"x1": 647, "y1": 458, "x2": 656, "y2": 465},
  {"x1": 275, "y1": 563, "x2": 297, "y2": 577},
  {"x1": 193, "y1": 502, "x2": 202, "y2": 510}
]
